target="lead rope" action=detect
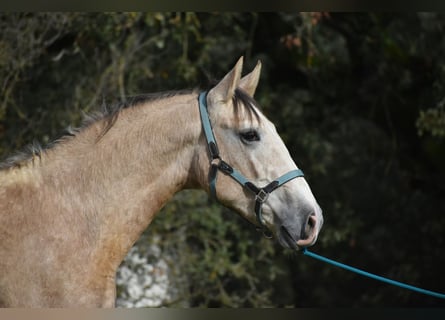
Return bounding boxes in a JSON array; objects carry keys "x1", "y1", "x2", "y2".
[{"x1": 302, "y1": 248, "x2": 445, "y2": 300}]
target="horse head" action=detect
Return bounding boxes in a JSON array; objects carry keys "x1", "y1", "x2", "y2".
[{"x1": 197, "y1": 57, "x2": 323, "y2": 249}]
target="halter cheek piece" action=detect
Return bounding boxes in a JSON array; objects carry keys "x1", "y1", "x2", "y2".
[{"x1": 198, "y1": 91, "x2": 304, "y2": 238}]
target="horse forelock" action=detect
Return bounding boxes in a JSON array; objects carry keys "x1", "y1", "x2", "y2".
[{"x1": 232, "y1": 88, "x2": 262, "y2": 126}]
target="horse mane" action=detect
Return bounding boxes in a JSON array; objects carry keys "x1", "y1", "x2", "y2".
[{"x1": 0, "y1": 88, "x2": 261, "y2": 170}]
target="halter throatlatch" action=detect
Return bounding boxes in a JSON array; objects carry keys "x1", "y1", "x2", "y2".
[{"x1": 198, "y1": 91, "x2": 304, "y2": 237}]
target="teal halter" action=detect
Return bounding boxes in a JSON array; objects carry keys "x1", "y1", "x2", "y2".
[{"x1": 198, "y1": 91, "x2": 304, "y2": 237}]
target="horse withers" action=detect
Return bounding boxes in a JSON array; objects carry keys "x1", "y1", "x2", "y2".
[{"x1": 0, "y1": 57, "x2": 323, "y2": 307}]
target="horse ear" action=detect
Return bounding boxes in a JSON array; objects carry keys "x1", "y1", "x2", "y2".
[
  {"x1": 239, "y1": 60, "x2": 262, "y2": 97},
  {"x1": 208, "y1": 57, "x2": 244, "y2": 104}
]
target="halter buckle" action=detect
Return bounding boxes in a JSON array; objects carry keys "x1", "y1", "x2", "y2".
[{"x1": 255, "y1": 189, "x2": 269, "y2": 203}]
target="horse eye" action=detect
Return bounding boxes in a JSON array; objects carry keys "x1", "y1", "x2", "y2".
[{"x1": 239, "y1": 130, "x2": 260, "y2": 143}]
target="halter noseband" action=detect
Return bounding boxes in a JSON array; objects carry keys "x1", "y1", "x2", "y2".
[{"x1": 198, "y1": 91, "x2": 304, "y2": 237}]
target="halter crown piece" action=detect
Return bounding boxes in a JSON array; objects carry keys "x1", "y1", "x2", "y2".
[{"x1": 198, "y1": 91, "x2": 304, "y2": 237}]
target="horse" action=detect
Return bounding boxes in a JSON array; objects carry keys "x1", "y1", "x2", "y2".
[{"x1": 0, "y1": 57, "x2": 323, "y2": 307}]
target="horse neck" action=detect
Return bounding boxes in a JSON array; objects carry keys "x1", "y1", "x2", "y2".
[{"x1": 36, "y1": 92, "x2": 203, "y2": 270}]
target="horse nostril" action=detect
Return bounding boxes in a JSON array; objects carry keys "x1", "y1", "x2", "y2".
[
  {"x1": 297, "y1": 214, "x2": 318, "y2": 247},
  {"x1": 307, "y1": 214, "x2": 316, "y2": 233}
]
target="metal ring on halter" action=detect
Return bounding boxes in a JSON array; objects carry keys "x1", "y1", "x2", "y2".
[
  {"x1": 210, "y1": 158, "x2": 222, "y2": 167},
  {"x1": 256, "y1": 227, "x2": 273, "y2": 239}
]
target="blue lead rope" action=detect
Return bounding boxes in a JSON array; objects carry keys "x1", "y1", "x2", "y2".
[{"x1": 302, "y1": 248, "x2": 445, "y2": 299}]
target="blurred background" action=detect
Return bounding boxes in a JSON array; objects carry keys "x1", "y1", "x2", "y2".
[{"x1": 0, "y1": 12, "x2": 444, "y2": 307}]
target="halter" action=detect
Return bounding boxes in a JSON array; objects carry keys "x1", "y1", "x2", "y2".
[{"x1": 198, "y1": 91, "x2": 305, "y2": 237}]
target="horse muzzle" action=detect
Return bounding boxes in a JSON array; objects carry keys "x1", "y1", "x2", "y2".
[{"x1": 278, "y1": 207, "x2": 323, "y2": 249}]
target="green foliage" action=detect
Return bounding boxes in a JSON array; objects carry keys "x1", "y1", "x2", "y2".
[
  {"x1": 143, "y1": 190, "x2": 290, "y2": 307},
  {"x1": 1, "y1": 12, "x2": 444, "y2": 307},
  {"x1": 417, "y1": 104, "x2": 445, "y2": 138}
]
